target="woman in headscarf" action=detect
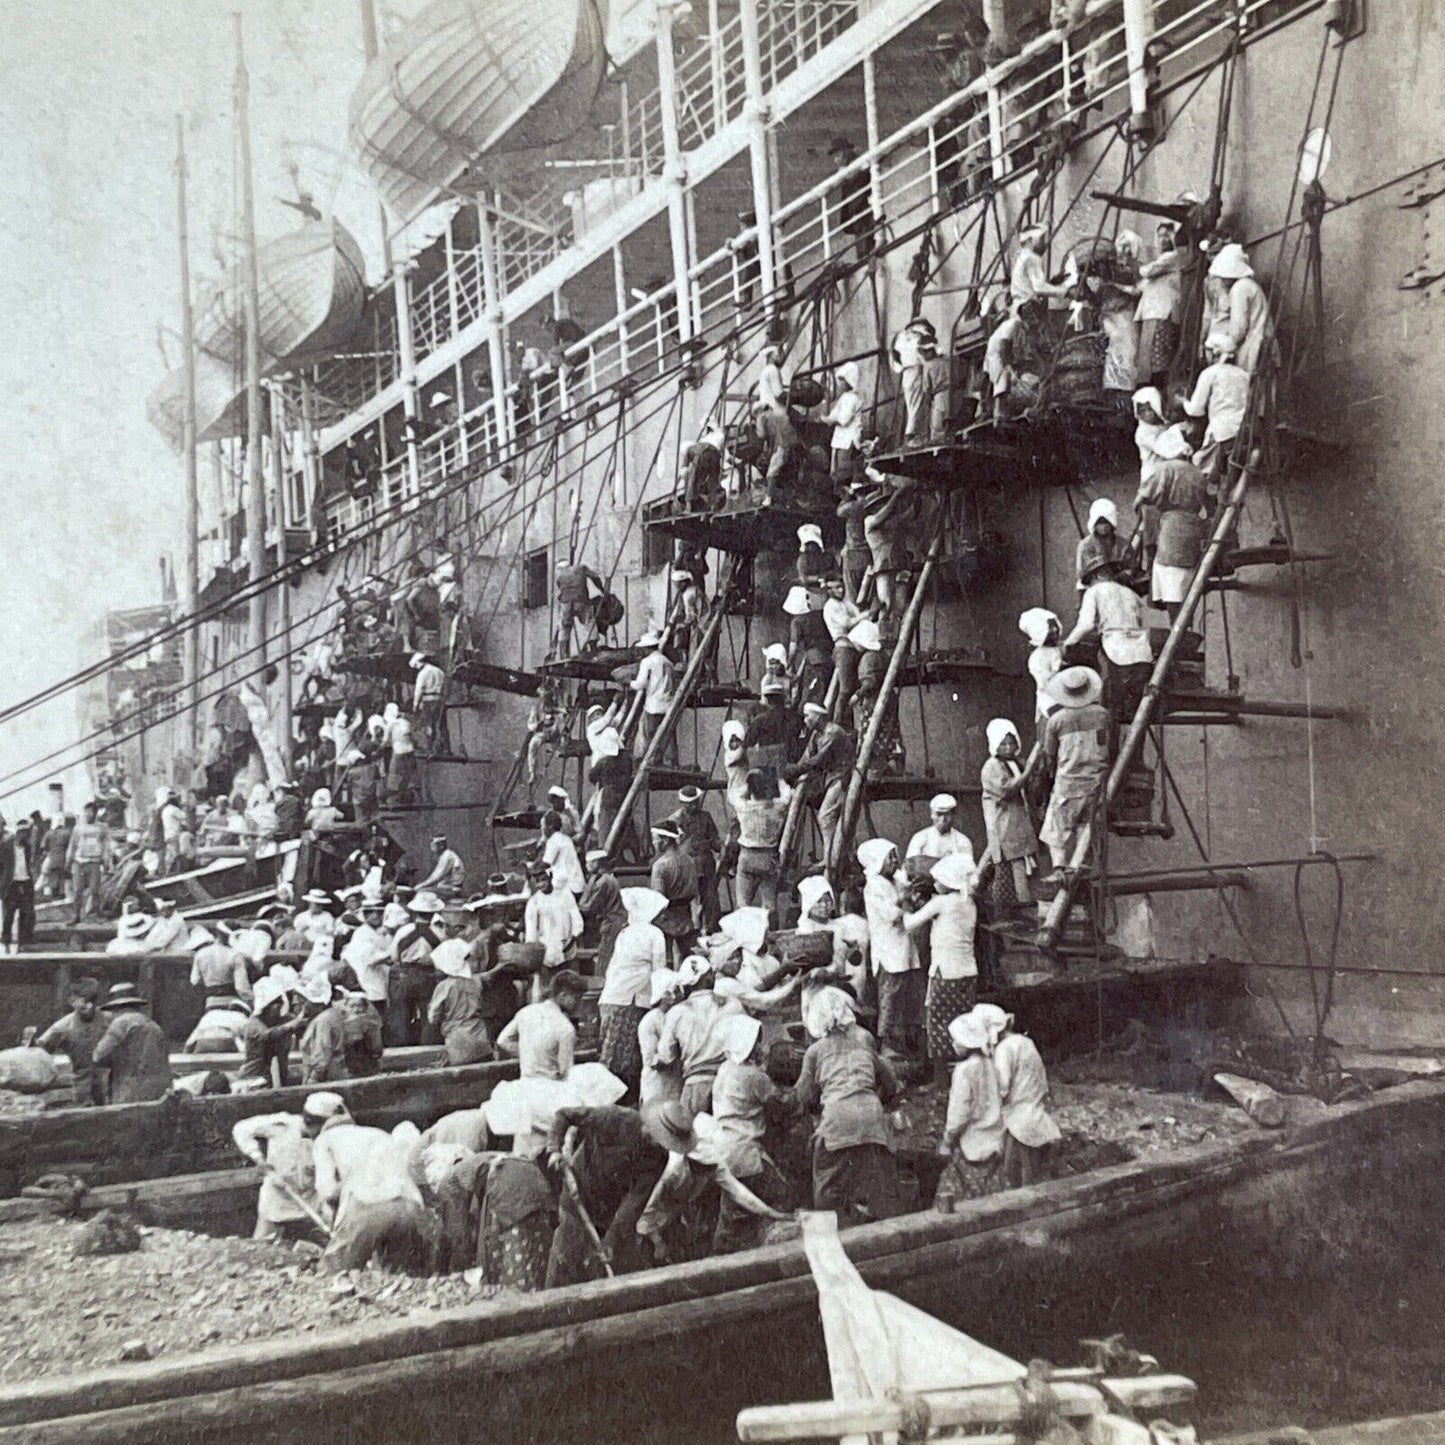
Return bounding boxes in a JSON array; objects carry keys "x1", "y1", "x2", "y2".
[
  {"x1": 382, "y1": 703, "x2": 418, "y2": 807},
  {"x1": 710, "y1": 1012, "x2": 791, "y2": 1252},
  {"x1": 1208, "y1": 243, "x2": 1275, "y2": 377},
  {"x1": 796, "y1": 874, "x2": 869, "y2": 996},
  {"x1": 1134, "y1": 220, "x2": 1184, "y2": 389},
  {"x1": 905, "y1": 851, "x2": 979, "y2": 1083},
  {"x1": 973, "y1": 1002, "x2": 1061, "y2": 1187},
  {"x1": 638, "y1": 967, "x2": 683, "y2": 1107},
  {"x1": 1130, "y1": 387, "x2": 1193, "y2": 573},
  {"x1": 979, "y1": 718, "x2": 1039, "y2": 922},
  {"x1": 306, "y1": 788, "x2": 343, "y2": 832},
  {"x1": 654, "y1": 957, "x2": 727, "y2": 1117},
  {"x1": 791, "y1": 983, "x2": 903, "y2": 1225},
  {"x1": 1101, "y1": 231, "x2": 1142, "y2": 398},
  {"x1": 1075, "y1": 497, "x2": 1127, "y2": 590},
  {"x1": 858, "y1": 837, "x2": 922, "y2": 1065},
  {"x1": 821, "y1": 360, "x2": 864, "y2": 480},
  {"x1": 1135, "y1": 453, "x2": 1210, "y2": 623},
  {"x1": 933, "y1": 1011, "x2": 1005, "y2": 1210},
  {"x1": 596, "y1": 886, "x2": 668, "y2": 1099},
  {"x1": 1018, "y1": 608, "x2": 1063, "y2": 725},
  {"x1": 245, "y1": 782, "x2": 278, "y2": 841}
]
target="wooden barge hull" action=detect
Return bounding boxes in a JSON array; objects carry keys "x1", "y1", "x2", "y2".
[
  {"x1": 1, "y1": 1080, "x2": 1441, "y2": 1445},
  {"x1": 0, "y1": 1057, "x2": 528, "y2": 1196}
]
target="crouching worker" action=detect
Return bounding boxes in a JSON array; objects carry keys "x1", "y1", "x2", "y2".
[
  {"x1": 312, "y1": 1108, "x2": 435, "y2": 1273},
  {"x1": 232, "y1": 1091, "x2": 349, "y2": 1244},
  {"x1": 933, "y1": 1012, "x2": 1003, "y2": 1210},
  {"x1": 543, "y1": 1101, "x2": 670, "y2": 1286},
  {"x1": 974, "y1": 1002, "x2": 1060, "y2": 1187}
]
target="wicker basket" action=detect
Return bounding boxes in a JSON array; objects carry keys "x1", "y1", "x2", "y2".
[{"x1": 495, "y1": 941, "x2": 547, "y2": 974}]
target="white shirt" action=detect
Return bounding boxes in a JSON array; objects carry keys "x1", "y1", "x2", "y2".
[
  {"x1": 294, "y1": 909, "x2": 337, "y2": 944},
  {"x1": 599, "y1": 921, "x2": 667, "y2": 1007},
  {"x1": 341, "y1": 924, "x2": 394, "y2": 1002},
  {"x1": 905, "y1": 826, "x2": 974, "y2": 861},
  {"x1": 524, "y1": 889, "x2": 583, "y2": 966},
  {"x1": 232, "y1": 1114, "x2": 319, "y2": 1225},
  {"x1": 312, "y1": 1121, "x2": 422, "y2": 1217},
  {"x1": 823, "y1": 596, "x2": 863, "y2": 643},
  {"x1": 496, "y1": 999, "x2": 576, "y2": 1080},
  {"x1": 413, "y1": 662, "x2": 445, "y2": 706},
  {"x1": 863, "y1": 873, "x2": 918, "y2": 974},
  {"x1": 906, "y1": 891, "x2": 977, "y2": 980},
  {"x1": 1010, "y1": 248, "x2": 1048, "y2": 306},
  {"x1": 632, "y1": 652, "x2": 677, "y2": 716},
  {"x1": 143, "y1": 913, "x2": 189, "y2": 953},
  {"x1": 542, "y1": 830, "x2": 585, "y2": 897},
  {"x1": 1182, "y1": 360, "x2": 1249, "y2": 443},
  {"x1": 824, "y1": 390, "x2": 862, "y2": 451},
  {"x1": 229, "y1": 926, "x2": 273, "y2": 966},
  {"x1": 1065, "y1": 581, "x2": 1154, "y2": 667},
  {"x1": 994, "y1": 1032, "x2": 1063, "y2": 1148},
  {"x1": 11, "y1": 840, "x2": 29, "y2": 883}
]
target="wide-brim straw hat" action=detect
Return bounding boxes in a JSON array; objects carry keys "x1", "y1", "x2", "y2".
[{"x1": 1045, "y1": 665, "x2": 1103, "y2": 710}]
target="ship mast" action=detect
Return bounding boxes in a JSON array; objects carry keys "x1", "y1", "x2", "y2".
[
  {"x1": 235, "y1": 15, "x2": 267, "y2": 670},
  {"x1": 174, "y1": 114, "x2": 200, "y2": 745}
]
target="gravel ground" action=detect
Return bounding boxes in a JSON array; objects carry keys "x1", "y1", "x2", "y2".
[
  {"x1": 0, "y1": 1222, "x2": 500, "y2": 1384},
  {"x1": 0, "y1": 1080, "x2": 1259, "y2": 1384}
]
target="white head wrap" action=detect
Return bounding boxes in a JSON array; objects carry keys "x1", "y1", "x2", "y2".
[
  {"x1": 718, "y1": 906, "x2": 770, "y2": 956},
  {"x1": 1131, "y1": 386, "x2": 1164, "y2": 415},
  {"x1": 987, "y1": 718, "x2": 1022, "y2": 756},
  {"x1": 716, "y1": 1012, "x2": 762, "y2": 1066},
  {"x1": 797, "y1": 524, "x2": 824, "y2": 549},
  {"x1": 803, "y1": 985, "x2": 857, "y2": 1040},
  {"x1": 838, "y1": 360, "x2": 860, "y2": 389},
  {"x1": 1018, "y1": 608, "x2": 1060, "y2": 648},
  {"x1": 797, "y1": 875, "x2": 835, "y2": 916},
  {"x1": 1087, "y1": 497, "x2": 1119, "y2": 532},
  {"x1": 856, "y1": 837, "x2": 896, "y2": 876},
  {"x1": 621, "y1": 887, "x2": 669, "y2": 925}
]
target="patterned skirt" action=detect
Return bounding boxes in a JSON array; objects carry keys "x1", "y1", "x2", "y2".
[
  {"x1": 932, "y1": 1152, "x2": 1003, "y2": 1212},
  {"x1": 925, "y1": 975, "x2": 977, "y2": 1062},
  {"x1": 598, "y1": 1003, "x2": 647, "y2": 1087},
  {"x1": 484, "y1": 1213, "x2": 553, "y2": 1293}
]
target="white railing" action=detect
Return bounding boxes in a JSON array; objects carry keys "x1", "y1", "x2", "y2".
[{"x1": 325, "y1": 0, "x2": 1314, "y2": 539}]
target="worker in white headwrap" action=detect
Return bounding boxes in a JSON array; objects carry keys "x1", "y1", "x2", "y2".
[
  {"x1": 858, "y1": 837, "x2": 922, "y2": 1064},
  {"x1": 1018, "y1": 608, "x2": 1064, "y2": 724},
  {"x1": 796, "y1": 874, "x2": 869, "y2": 994},
  {"x1": 905, "y1": 850, "x2": 979, "y2": 1083},
  {"x1": 979, "y1": 718, "x2": 1039, "y2": 919},
  {"x1": 821, "y1": 359, "x2": 864, "y2": 478},
  {"x1": 792, "y1": 981, "x2": 903, "y2": 1224},
  {"x1": 972, "y1": 1002, "x2": 1061, "y2": 1187},
  {"x1": 1208, "y1": 243, "x2": 1275, "y2": 377},
  {"x1": 1180, "y1": 330, "x2": 1250, "y2": 485},
  {"x1": 1075, "y1": 497, "x2": 1128, "y2": 590},
  {"x1": 933, "y1": 1011, "x2": 1004, "y2": 1209}
]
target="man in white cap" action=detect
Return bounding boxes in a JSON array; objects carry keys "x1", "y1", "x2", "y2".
[
  {"x1": 743, "y1": 676, "x2": 803, "y2": 789},
  {"x1": 784, "y1": 585, "x2": 833, "y2": 711},
  {"x1": 411, "y1": 652, "x2": 449, "y2": 756},
  {"x1": 341, "y1": 900, "x2": 393, "y2": 1011},
  {"x1": 631, "y1": 633, "x2": 679, "y2": 767},
  {"x1": 785, "y1": 705, "x2": 857, "y2": 872},
  {"x1": 666, "y1": 785, "x2": 723, "y2": 933},
  {"x1": 387, "y1": 891, "x2": 443, "y2": 1046},
  {"x1": 1010, "y1": 225, "x2": 1068, "y2": 326},
  {"x1": 546, "y1": 785, "x2": 580, "y2": 840},
  {"x1": 649, "y1": 822, "x2": 699, "y2": 962},
  {"x1": 906, "y1": 794, "x2": 974, "y2": 866},
  {"x1": 232, "y1": 1091, "x2": 350, "y2": 1243},
  {"x1": 524, "y1": 864, "x2": 584, "y2": 969},
  {"x1": 416, "y1": 835, "x2": 466, "y2": 902},
  {"x1": 294, "y1": 889, "x2": 337, "y2": 947},
  {"x1": 666, "y1": 569, "x2": 706, "y2": 658}
]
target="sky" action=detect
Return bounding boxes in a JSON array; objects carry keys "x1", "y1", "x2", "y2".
[{"x1": 0, "y1": 0, "x2": 393, "y2": 817}]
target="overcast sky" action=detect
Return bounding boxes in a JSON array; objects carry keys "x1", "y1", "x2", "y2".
[{"x1": 0, "y1": 0, "x2": 392, "y2": 816}]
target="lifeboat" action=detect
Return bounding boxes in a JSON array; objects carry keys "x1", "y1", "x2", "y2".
[
  {"x1": 348, "y1": 0, "x2": 610, "y2": 222},
  {"x1": 145, "y1": 218, "x2": 367, "y2": 448}
]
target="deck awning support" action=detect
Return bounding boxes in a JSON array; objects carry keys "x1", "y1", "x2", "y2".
[
  {"x1": 655, "y1": 1, "x2": 696, "y2": 344},
  {"x1": 739, "y1": 0, "x2": 778, "y2": 307}
]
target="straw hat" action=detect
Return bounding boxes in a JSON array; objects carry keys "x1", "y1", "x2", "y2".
[
  {"x1": 409, "y1": 890, "x2": 447, "y2": 915},
  {"x1": 301, "y1": 889, "x2": 331, "y2": 907},
  {"x1": 1045, "y1": 665, "x2": 1103, "y2": 710},
  {"x1": 100, "y1": 981, "x2": 148, "y2": 1010},
  {"x1": 117, "y1": 914, "x2": 153, "y2": 941}
]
